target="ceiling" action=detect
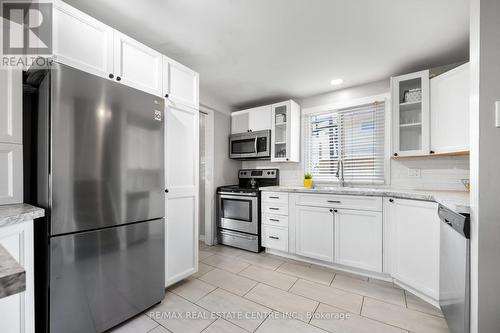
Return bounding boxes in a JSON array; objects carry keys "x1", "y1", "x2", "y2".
[{"x1": 64, "y1": 0, "x2": 469, "y2": 110}]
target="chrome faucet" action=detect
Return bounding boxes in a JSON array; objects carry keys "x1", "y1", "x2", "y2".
[{"x1": 336, "y1": 158, "x2": 345, "y2": 187}]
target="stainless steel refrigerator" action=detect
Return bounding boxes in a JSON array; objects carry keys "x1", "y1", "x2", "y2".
[{"x1": 23, "y1": 63, "x2": 165, "y2": 333}]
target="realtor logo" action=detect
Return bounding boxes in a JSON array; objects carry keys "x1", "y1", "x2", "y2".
[{"x1": 1, "y1": 1, "x2": 52, "y2": 55}]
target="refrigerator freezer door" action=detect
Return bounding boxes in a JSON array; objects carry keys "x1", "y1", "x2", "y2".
[
  {"x1": 49, "y1": 64, "x2": 165, "y2": 235},
  {"x1": 49, "y1": 218, "x2": 164, "y2": 333}
]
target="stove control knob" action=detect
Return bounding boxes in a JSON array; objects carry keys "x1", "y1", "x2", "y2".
[{"x1": 267, "y1": 172, "x2": 271, "y2": 175}]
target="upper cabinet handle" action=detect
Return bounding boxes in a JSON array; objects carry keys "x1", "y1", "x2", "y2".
[
  {"x1": 165, "y1": 93, "x2": 169, "y2": 98},
  {"x1": 116, "y1": 76, "x2": 121, "y2": 81},
  {"x1": 389, "y1": 198, "x2": 394, "y2": 203},
  {"x1": 109, "y1": 73, "x2": 114, "y2": 79}
]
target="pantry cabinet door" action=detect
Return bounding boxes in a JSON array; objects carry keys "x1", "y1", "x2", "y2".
[
  {"x1": 334, "y1": 209, "x2": 383, "y2": 272},
  {"x1": 0, "y1": 69, "x2": 22, "y2": 144},
  {"x1": 52, "y1": 0, "x2": 114, "y2": 78},
  {"x1": 164, "y1": 103, "x2": 199, "y2": 287},
  {"x1": 114, "y1": 32, "x2": 163, "y2": 97},
  {"x1": 295, "y1": 205, "x2": 334, "y2": 262},
  {"x1": 163, "y1": 56, "x2": 199, "y2": 110}
]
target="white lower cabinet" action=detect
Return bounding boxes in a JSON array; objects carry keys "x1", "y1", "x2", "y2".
[
  {"x1": 262, "y1": 225, "x2": 288, "y2": 252},
  {"x1": 385, "y1": 198, "x2": 440, "y2": 300},
  {"x1": 0, "y1": 222, "x2": 34, "y2": 333},
  {"x1": 334, "y1": 209, "x2": 383, "y2": 272},
  {"x1": 295, "y1": 205, "x2": 334, "y2": 263}
]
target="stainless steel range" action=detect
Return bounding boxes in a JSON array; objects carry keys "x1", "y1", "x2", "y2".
[{"x1": 217, "y1": 169, "x2": 279, "y2": 252}]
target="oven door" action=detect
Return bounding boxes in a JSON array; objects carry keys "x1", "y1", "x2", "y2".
[{"x1": 218, "y1": 193, "x2": 259, "y2": 235}]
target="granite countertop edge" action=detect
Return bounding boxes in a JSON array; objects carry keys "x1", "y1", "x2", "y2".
[
  {"x1": 261, "y1": 186, "x2": 470, "y2": 215},
  {"x1": 0, "y1": 204, "x2": 45, "y2": 228}
]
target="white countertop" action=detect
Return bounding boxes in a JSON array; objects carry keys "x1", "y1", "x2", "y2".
[{"x1": 261, "y1": 186, "x2": 470, "y2": 215}]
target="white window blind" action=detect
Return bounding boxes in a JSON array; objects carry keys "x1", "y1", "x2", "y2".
[{"x1": 305, "y1": 101, "x2": 386, "y2": 184}]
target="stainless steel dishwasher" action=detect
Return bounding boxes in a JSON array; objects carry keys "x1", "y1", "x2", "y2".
[{"x1": 438, "y1": 204, "x2": 470, "y2": 333}]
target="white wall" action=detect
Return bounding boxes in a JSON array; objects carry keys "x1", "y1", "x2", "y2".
[
  {"x1": 470, "y1": 0, "x2": 500, "y2": 331},
  {"x1": 243, "y1": 80, "x2": 470, "y2": 191}
]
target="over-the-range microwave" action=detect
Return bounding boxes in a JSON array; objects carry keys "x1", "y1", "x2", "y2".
[{"x1": 229, "y1": 130, "x2": 271, "y2": 159}]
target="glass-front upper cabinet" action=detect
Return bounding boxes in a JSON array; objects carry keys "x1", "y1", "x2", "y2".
[
  {"x1": 391, "y1": 70, "x2": 430, "y2": 157},
  {"x1": 271, "y1": 100, "x2": 301, "y2": 162}
]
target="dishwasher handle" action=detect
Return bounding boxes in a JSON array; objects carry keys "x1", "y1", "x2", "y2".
[{"x1": 438, "y1": 205, "x2": 470, "y2": 239}]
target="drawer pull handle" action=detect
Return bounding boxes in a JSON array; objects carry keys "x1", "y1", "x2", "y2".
[
  {"x1": 269, "y1": 219, "x2": 280, "y2": 222},
  {"x1": 327, "y1": 200, "x2": 341, "y2": 204},
  {"x1": 269, "y1": 208, "x2": 279, "y2": 211},
  {"x1": 269, "y1": 196, "x2": 280, "y2": 199},
  {"x1": 269, "y1": 236, "x2": 280, "y2": 240}
]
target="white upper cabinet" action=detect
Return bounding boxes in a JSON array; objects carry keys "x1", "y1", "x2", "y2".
[
  {"x1": 386, "y1": 198, "x2": 440, "y2": 301},
  {"x1": 0, "y1": 69, "x2": 22, "y2": 144},
  {"x1": 391, "y1": 70, "x2": 430, "y2": 157},
  {"x1": 334, "y1": 209, "x2": 383, "y2": 272},
  {"x1": 295, "y1": 205, "x2": 334, "y2": 262},
  {"x1": 430, "y1": 63, "x2": 470, "y2": 154},
  {"x1": 114, "y1": 31, "x2": 163, "y2": 97},
  {"x1": 231, "y1": 105, "x2": 272, "y2": 134},
  {"x1": 52, "y1": 0, "x2": 114, "y2": 79},
  {"x1": 163, "y1": 56, "x2": 199, "y2": 110},
  {"x1": 271, "y1": 100, "x2": 301, "y2": 162},
  {"x1": 0, "y1": 143, "x2": 23, "y2": 205}
]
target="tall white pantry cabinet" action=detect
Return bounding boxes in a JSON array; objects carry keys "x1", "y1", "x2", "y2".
[{"x1": 5, "y1": 0, "x2": 200, "y2": 292}]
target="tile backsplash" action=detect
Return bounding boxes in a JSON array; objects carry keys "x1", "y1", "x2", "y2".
[{"x1": 242, "y1": 155, "x2": 470, "y2": 191}]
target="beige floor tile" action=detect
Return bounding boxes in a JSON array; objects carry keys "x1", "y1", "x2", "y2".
[
  {"x1": 237, "y1": 251, "x2": 285, "y2": 270},
  {"x1": 256, "y1": 313, "x2": 326, "y2": 333},
  {"x1": 148, "y1": 326, "x2": 171, "y2": 333},
  {"x1": 206, "y1": 245, "x2": 247, "y2": 257},
  {"x1": 191, "y1": 262, "x2": 215, "y2": 279},
  {"x1": 199, "y1": 250, "x2": 215, "y2": 260},
  {"x1": 265, "y1": 254, "x2": 311, "y2": 267},
  {"x1": 277, "y1": 262, "x2": 335, "y2": 285},
  {"x1": 245, "y1": 283, "x2": 319, "y2": 322},
  {"x1": 312, "y1": 303, "x2": 406, "y2": 333},
  {"x1": 199, "y1": 242, "x2": 212, "y2": 251},
  {"x1": 310, "y1": 264, "x2": 369, "y2": 282},
  {"x1": 202, "y1": 254, "x2": 250, "y2": 273},
  {"x1": 239, "y1": 265, "x2": 298, "y2": 290},
  {"x1": 148, "y1": 292, "x2": 215, "y2": 333},
  {"x1": 362, "y1": 297, "x2": 449, "y2": 333},
  {"x1": 169, "y1": 278, "x2": 217, "y2": 302},
  {"x1": 368, "y1": 278, "x2": 402, "y2": 289},
  {"x1": 198, "y1": 268, "x2": 257, "y2": 296},
  {"x1": 290, "y1": 279, "x2": 363, "y2": 314},
  {"x1": 405, "y1": 291, "x2": 444, "y2": 318},
  {"x1": 203, "y1": 318, "x2": 248, "y2": 333},
  {"x1": 331, "y1": 274, "x2": 406, "y2": 306},
  {"x1": 197, "y1": 288, "x2": 271, "y2": 331},
  {"x1": 109, "y1": 314, "x2": 159, "y2": 333}
]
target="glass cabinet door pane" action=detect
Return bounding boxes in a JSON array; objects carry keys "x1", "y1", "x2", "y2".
[{"x1": 274, "y1": 104, "x2": 288, "y2": 159}]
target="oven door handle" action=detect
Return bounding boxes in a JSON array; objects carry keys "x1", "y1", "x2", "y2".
[
  {"x1": 254, "y1": 137, "x2": 258, "y2": 153},
  {"x1": 218, "y1": 192, "x2": 257, "y2": 197}
]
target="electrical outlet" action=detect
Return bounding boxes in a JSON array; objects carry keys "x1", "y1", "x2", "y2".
[{"x1": 408, "y1": 168, "x2": 421, "y2": 178}]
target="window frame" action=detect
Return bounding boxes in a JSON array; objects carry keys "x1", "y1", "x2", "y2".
[{"x1": 302, "y1": 94, "x2": 391, "y2": 185}]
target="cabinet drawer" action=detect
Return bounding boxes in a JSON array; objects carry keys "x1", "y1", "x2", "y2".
[
  {"x1": 262, "y1": 192, "x2": 289, "y2": 205},
  {"x1": 262, "y1": 203, "x2": 288, "y2": 216},
  {"x1": 295, "y1": 193, "x2": 382, "y2": 212},
  {"x1": 262, "y1": 214, "x2": 289, "y2": 228},
  {"x1": 262, "y1": 226, "x2": 288, "y2": 252}
]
